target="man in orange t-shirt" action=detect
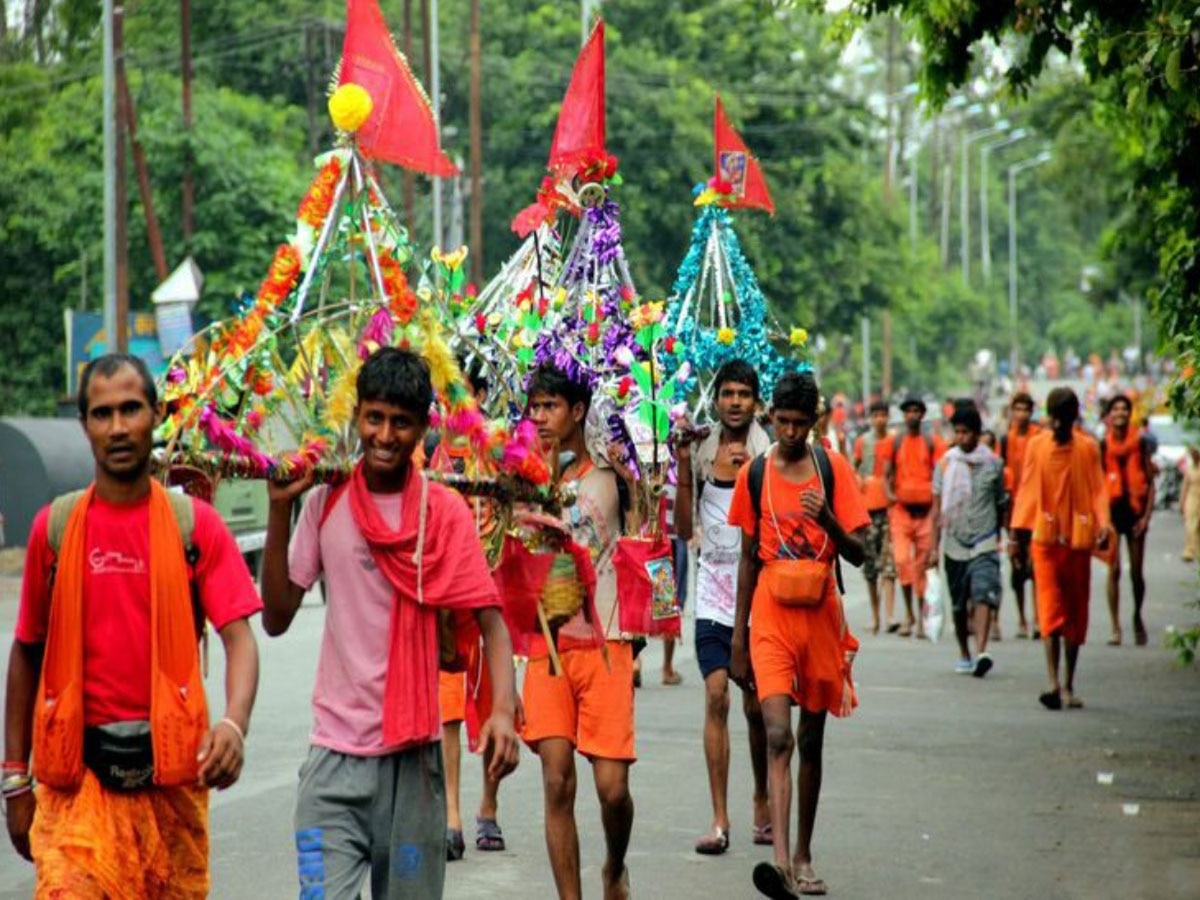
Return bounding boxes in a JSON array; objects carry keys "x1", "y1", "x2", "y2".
[
  {"x1": 1001, "y1": 392, "x2": 1042, "y2": 639},
  {"x1": 885, "y1": 396, "x2": 947, "y2": 638},
  {"x1": 729, "y1": 371, "x2": 868, "y2": 899},
  {"x1": 1101, "y1": 394, "x2": 1155, "y2": 646},
  {"x1": 853, "y1": 400, "x2": 896, "y2": 634},
  {"x1": 1011, "y1": 388, "x2": 1111, "y2": 711}
]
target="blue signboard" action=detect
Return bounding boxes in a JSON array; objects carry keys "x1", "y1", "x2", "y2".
[{"x1": 64, "y1": 310, "x2": 165, "y2": 396}]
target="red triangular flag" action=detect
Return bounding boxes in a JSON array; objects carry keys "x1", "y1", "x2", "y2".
[
  {"x1": 547, "y1": 20, "x2": 606, "y2": 176},
  {"x1": 339, "y1": 0, "x2": 458, "y2": 177},
  {"x1": 714, "y1": 95, "x2": 774, "y2": 214}
]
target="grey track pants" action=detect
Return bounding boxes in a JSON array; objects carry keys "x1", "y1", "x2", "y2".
[{"x1": 294, "y1": 743, "x2": 447, "y2": 899}]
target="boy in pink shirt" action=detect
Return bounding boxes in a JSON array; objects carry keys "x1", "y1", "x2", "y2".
[{"x1": 261, "y1": 347, "x2": 519, "y2": 899}]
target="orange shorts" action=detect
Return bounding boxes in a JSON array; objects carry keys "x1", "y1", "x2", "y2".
[
  {"x1": 750, "y1": 579, "x2": 856, "y2": 717},
  {"x1": 890, "y1": 504, "x2": 934, "y2": 594},
  {"x1": 1031, "y1": 544, "x2": 1091, "y2": 645},
  {"x1": 439, "y1": 670, "x2": 467, "y2": 725},
  {"x1": 520, "y1": 640, "x2": 636, "y2": 762}
]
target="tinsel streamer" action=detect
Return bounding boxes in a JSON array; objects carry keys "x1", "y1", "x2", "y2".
[{"x1": 664, "y1": 206, "x2": 809, "y2": 402}]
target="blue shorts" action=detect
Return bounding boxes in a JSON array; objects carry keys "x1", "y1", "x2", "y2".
[{"x1": 695, "y1": 619, "x2": 733, "y2": 679}]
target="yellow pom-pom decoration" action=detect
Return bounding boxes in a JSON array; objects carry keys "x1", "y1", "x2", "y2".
[
  {"x1": 717, "y1": 327, "x2": 736, "y2": 346},
  {"x1": 329, "y1": 84, "x2": 374, "y2": 134},
  {"x1": 789, "y1": 327, "x2": 808, "y2": 347}
]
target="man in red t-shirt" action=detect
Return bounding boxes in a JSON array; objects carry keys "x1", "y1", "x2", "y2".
[
  {"x1": 729, "y1": 371, "x2": 868, "y2": 899},
  {"x1": 853, "y1": 400, "x2": 896, "y2": 634},
  {"x1": 4, "y1": 354, "x2": 262, "y2": 898},
  {"x1": 884, "y1": 396, "x2": 947, "y2": 638}
]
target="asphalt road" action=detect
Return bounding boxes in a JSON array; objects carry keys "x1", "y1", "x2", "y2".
[{"x1": 1, "y1": 513, "x2": 1198, "y2": 899}]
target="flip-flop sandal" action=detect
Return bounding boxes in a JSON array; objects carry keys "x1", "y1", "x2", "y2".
[
  {"x1": 694, "y1": 827, "x2": 729, "y2": 855},
  {"x1": 475, "y1": 817, "x2": 505, "y2": 851},
  {"x1": 796, "y1": 875, "x2": 828, "y2": 896},
  {"x1": 795, "y1": 869, "x2": 828, "y2": 896},
  {"x1": 886, "y1": 623, "x2": 901, "y2": 634},
  {"x1": 752, "y1": 861, "x2": 798, "y2": 899},
  {"x1": 662, "y1": 671, "x2": 683, "y2": 686},
  {"x1": 752, "y1": 822, "x2": 774, "y2": 846},
  {"x1": 1039, "y1": 690, "x2": 1063, "y2": 711},
  {"x1": 896, "y1": 625, "x2": 913, "y2": 638},
  {"x1": 1065, "y1": 694, "x2": 1084, "y2": 709}
]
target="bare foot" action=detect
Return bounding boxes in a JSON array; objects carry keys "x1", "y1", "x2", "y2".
[
  {"x1": 602, "y1": 862, "x2": 631, "y2": 900},
  {"x1": 1063, "y1": 691, "x2": 1084, "y2": 709}
]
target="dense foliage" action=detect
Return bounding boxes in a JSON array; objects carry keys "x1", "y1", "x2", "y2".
[
  {"x1": 851, "y1": 0, "x2": 1197, "y2": 408},
  {"x1": 0, "y1": 0, "x2": 1140, "y2": 413}
]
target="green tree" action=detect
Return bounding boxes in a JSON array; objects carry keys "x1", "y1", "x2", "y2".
[{"x1": 849, "y1": 1, "x2": 1198, "y2": 407}]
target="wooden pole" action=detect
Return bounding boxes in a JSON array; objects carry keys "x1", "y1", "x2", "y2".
[
  {"x1": 402, "y1": 0, "x2": 416, "y2": 234},
  {"x1": 119, "y1": 67, "x2": 169, "y2": 282}
]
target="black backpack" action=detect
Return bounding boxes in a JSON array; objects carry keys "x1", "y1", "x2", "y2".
[{"x1": 747, "y1": 445, "x2": 846, "y2": 595}]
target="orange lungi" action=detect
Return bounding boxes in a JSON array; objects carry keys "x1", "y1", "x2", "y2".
[
  {"x1": 1031, "y1": 543, "x2": 1092, "y2": 646},
  {"x1": 890, "y1": 503, "x2": 934, "y2": 596},
  {"x1": 31, "y1": 769, "x2": 208, "y2": 899},
  {"x1": 750, "y1": 576, "x2": 858, "y2": 717}
]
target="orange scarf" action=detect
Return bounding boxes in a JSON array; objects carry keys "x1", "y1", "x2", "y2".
[
  {"x1": 33, "y1": 481, "x2": 208, "y2": 790},
  {"x1": 1014, "y1": 434, "x2": 1107, "y2": 549},
  {"x1": 1103, "y1": 428, "x2": 1149, "y2": 515},
  {"x1": 1004, "y1": 423, "x2": 1041, "y2": 492}
]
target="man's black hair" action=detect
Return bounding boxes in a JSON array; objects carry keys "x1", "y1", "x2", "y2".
[
  {"x1": 1011, "y1": 391, "x2": 1034, "y2": 410},
  {"x1": 869, "y1": 400, "x2": 889, "y2": 415},
  {"x1": 1046, "y1": 386, "x2": 1080, "y2": 425},
  {"x1": 950, "y1": 403, "x2": 983, "y2": 435},
  {"x1": 712, "y1": 359, "x2": 760, "y2": 402},
  {"x1": 457, "y1": 353, "x2": 489, "y2": 397},
  {"x1": 525, "y1": 364, "x2": 593, "y2": 412},
  {"x1": 356, "y1": 346, "x2": 433, "y2": 420},
  {"x1": 77, "y1": 353, "x2": 157, "y2": 419},
  {"x1": 770, "y1": 371, "x2": 820, "y2": 417},
  {"x1": 1108, "y1": 393, "x2": 1133, "y2": 414}
]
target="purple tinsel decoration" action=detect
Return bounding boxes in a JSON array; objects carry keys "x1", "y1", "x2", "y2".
[{"x1": 564, "y1": 200, "x2": 624, "y2": 287}]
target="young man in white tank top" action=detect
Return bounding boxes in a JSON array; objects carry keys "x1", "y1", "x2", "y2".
[{"x1": 674, "y1": 360, "x2": 772, "y2": 855}]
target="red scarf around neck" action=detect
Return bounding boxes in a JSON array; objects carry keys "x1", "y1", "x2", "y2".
[
  {"x1": 1103, "y1": 427, "x2": 1149, "y2": 515},
  {"x1": 346, "y1": 462, "x2": 496, "y2": 748}
]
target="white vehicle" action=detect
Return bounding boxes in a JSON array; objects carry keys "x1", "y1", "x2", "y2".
[{"x1": 1144, "y1": 414, "x2": 1197, "y2": 509}]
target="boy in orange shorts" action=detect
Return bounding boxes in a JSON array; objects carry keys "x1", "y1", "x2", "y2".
[
  {"x1": 885, "y1": 395, "x2": 946, "y2": 637},
  {"x1": 439, "y1": 652, "x2": 504, "y2": 860},
  {"x1": 522, "y1": 365, "x2": 636, "y2": 900},
  {"x1": 729, "y1": 372, "x2": 869, "y2": 898}
]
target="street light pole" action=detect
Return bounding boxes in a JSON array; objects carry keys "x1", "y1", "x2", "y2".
[
  {"x1": 961, "y1": 120, "x2": 1009, "y2": 284},
  {"x1": 103, "y1": 0, "x2": 117, "y2": 349},
  {"x1": 980, "y1": 128, "x2": 1026, "y2": 284},
  {"x1": 1007, "y1": 151, "x2": 1052, "y2": 377}
]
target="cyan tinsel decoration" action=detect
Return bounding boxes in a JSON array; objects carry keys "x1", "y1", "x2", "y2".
[{"x1": 665, "y1": 205, "x2": 808, "y2": 403}]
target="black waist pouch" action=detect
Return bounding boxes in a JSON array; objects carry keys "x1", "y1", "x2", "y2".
[{"x1": 84, "y1": 720, "x2": 154, "y2": 791}]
